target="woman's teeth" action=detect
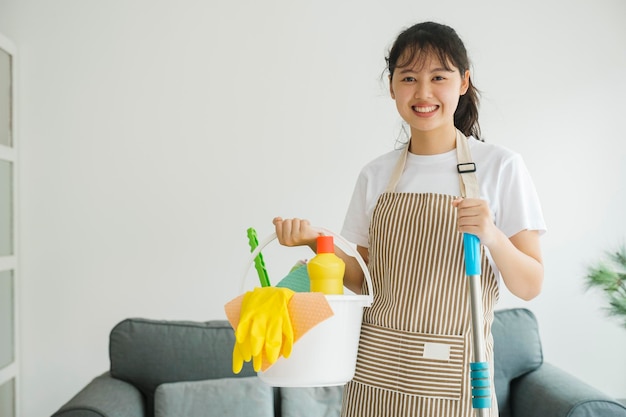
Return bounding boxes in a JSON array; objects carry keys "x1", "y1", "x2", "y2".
[{"x1": 414, "y1": 105, "x2": 438, "y2": 113}]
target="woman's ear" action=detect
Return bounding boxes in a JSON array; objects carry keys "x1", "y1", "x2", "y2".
[
  {"x1": 460, "y1": 70, "x2": 470, "y2": 95},
  {"x1": 389, "y1": 75, "x2": 395, "y2": 99}
]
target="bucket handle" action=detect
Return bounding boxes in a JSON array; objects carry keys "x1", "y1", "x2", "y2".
[{"x1": 241, "y1": 227, "x2": 374, "y2": 305}]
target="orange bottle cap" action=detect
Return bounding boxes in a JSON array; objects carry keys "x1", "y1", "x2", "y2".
[{"x1": 316, "y1": 235, "x2": 334, "y2": 253}]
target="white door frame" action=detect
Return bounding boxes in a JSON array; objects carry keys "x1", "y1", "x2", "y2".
[{"x1": 0, "y1": 31, "x2": 19, "y2": 417}]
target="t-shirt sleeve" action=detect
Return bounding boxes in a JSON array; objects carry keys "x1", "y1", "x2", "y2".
[
  {"x1": 341, "y1": 169, "x2": 371, "y2": 248},
  {"x1": 496, "y1": 153, "x2": 547, "y2": 238}
]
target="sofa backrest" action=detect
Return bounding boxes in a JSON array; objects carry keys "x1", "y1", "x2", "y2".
[
  {"x1": 492, "y1": 308, "x2": 544, "y2": 415},
  {"x1": 109, "y1": 308, "x2": 544, "y2": 417},
  {"x1": 109, "y1": 318, "x2": 256, "y2": 417}
]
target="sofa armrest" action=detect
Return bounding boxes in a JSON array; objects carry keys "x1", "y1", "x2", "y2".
[
  {"x1": 510, "y1": 363, "x2": 626, "y2": 417},
  {"x1": 51, "y1": 372, "x2": 145, "y2": 417}
]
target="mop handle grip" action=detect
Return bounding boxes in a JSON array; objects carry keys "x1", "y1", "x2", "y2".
[
  {"x1": 463, "y1": 233, "x2": 481, "y2": 276},
  {"x1": 464, "y1": 233, "x2": 492, "y2": 411},
  {"x1": 470, "y1": 361, "x2": 491, "y2": 410}
]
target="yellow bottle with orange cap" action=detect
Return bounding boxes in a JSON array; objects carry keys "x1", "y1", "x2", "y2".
[{"x1": 307, "y1": 235, "x2": 345, "y2": 294}]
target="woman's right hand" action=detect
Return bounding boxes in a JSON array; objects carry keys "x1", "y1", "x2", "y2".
[
  {"x1": 273, "y1": 217, "x2": 321, "y2": 248},
  {"x1": 274, "y1": 216, "x2": 366, "y2": 294}
]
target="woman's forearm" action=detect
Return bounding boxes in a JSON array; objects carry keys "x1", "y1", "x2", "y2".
[
  {"x1": 485, "y1": 229, "x2": 544, "y2": 301},
  {"x1": 333, "y1": 245, "x2": 366, "y2": 294}
]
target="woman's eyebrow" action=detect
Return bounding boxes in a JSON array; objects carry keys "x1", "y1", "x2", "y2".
[
  {"x1": 431, "y1": 67, "x2": 455, "y2": 72},
  {"x1": 397, "y1": 66, "x2": 455, "y2": 73}
]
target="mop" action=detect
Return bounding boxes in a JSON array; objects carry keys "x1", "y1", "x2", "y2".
[{"x1": 456, "y1": 128, "x2": 492, "y2": 415}]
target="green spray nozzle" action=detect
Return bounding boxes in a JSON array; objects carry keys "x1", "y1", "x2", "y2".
[{"x1": 247, "y1": 227, "x2": 271, "y2": 287}]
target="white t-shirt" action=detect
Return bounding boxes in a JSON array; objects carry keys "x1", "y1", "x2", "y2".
[{"x1": 341, "y1": 137, "x2": 546, "y2": 281}]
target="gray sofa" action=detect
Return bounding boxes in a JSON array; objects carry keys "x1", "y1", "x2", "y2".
[{"x1": 52, "y1": 308, "x2": 626, "y2": 417}]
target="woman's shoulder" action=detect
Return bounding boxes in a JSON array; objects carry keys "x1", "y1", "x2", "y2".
[
  {"x1": 468, "y1": 137, "x2": 523, "y2": 166},
  {"x1": 359, "y1": 147, "x2": 405, "y2": 174}
]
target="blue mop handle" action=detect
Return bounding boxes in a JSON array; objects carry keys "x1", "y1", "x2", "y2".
[{"x1": 464, "y1": 233, "x2": 491, "y2": 412}]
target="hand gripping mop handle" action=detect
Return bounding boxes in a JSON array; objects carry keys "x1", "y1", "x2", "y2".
[{"x1": 464, "y1": 233, "x2": 491, "y2": 414}]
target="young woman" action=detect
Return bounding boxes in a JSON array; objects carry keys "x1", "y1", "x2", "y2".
[{"x1": 274, "y1": 21, "x2": 546, "y2": 417}]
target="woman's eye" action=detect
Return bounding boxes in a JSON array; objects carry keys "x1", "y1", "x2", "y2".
[
  {"x1": 433, "y1": 76, "x2": 446, "y2": 81},
  {"x1": 402, "y1": 77, "x2": 416, "y2": 82}
]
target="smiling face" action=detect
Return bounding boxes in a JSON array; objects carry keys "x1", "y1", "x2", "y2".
[{"x1": 389, "y1": 50, "x2": 470, "y2": 152}]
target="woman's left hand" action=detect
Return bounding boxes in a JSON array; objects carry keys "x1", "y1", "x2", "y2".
[
  {"x1": 453, "y1": 197, "x2": 544, "y2": 300},
  {"x1": 452, "y1": 198, "x2": 498, "y2": 247}
]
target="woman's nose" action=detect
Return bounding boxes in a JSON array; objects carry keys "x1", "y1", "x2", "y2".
[{"x1": 414, "y1": 81, "x2": 431, "y2": 99}]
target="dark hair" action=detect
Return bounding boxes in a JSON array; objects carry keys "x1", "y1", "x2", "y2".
[{"x1": 386, "y1": 22, "x2": 482, "y2": 140}]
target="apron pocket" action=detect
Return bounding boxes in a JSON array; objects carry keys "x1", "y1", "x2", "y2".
[{"x1": 354, "y1": 323, "x2": 466, "y2": 400}]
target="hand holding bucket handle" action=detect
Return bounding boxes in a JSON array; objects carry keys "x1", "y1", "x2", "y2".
[
  {"x1": 242, "y1": 227, "x2": 374, "y2": 305},
  {"x1": 464, "y1": 233, "x2": 491, "y2": 414}
]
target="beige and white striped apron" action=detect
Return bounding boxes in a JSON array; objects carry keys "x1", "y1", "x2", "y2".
[{"x1": 342, "y1": 131, "x2": 499, "y2": 417}]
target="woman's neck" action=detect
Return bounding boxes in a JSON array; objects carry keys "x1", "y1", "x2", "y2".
[{"x1": 409, "y1": 126, "x2": 457, "y2": 155}]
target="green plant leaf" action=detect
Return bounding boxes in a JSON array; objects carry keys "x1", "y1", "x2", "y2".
[{"x1": 585, "y1": 244, "x2": 626, "y2": 330}]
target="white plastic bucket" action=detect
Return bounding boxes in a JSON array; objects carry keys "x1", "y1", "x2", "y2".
[{"x1": 242, "y1": 228, "x2": 373, "y2": 387}]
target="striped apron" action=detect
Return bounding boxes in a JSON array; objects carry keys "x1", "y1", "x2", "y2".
[{"x1": 341, "y1": 131, "x2": 499, "y2": 417}]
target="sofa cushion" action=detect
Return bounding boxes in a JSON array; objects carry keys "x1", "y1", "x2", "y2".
[
  {"x1": 154, "y1": 377, "x2": 273, "y2": 417},
  {"x1": 109, "y1": 319, "x2": 255, "y2": 416},
  {"x1": 280, "y1": 386, "x2": 344, "y2": 417},
  {"x1": 492, "y1": 308, "x2": 543, "y2": 414}
]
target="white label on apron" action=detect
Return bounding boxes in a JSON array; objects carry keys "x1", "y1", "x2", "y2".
[{"x1": 423, "y1": 342, "x2": 451, "y2": 361}]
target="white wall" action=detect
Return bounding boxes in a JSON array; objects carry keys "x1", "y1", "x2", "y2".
[{"x1": 1, "y1": 0, "x2": 625, "y2": 415}]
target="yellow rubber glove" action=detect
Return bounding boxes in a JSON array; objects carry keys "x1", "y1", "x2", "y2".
[{"x1": 232, "y1": 286, "x2": 295, "y2": 373}]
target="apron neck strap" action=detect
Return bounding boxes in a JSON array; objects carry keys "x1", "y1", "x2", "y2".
[
  {"x1": 384, "y1": 129, "x2": 480, "y2": 198},
  {"x1": 455, "y1": 129, "x2": 479, "y2": 199},
  {"x1": 385, "y1": 144, "x2": 409, "y2": 193}
]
